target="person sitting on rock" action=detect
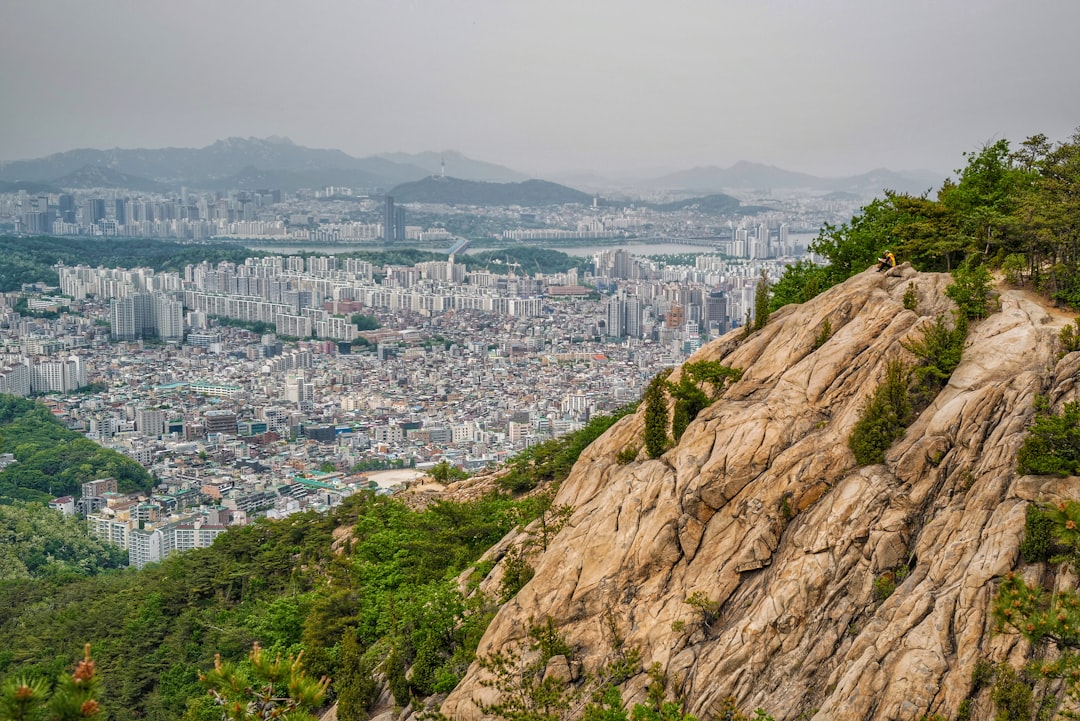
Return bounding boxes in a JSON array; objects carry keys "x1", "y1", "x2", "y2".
[{"x1": 876, "y1": 250, "x2": 896, "y2": 272}]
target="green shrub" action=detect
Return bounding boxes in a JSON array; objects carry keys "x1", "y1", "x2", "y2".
[
  {"x1": 684, "y1": 591, "x2": 720, "y2": 628},
  {"x1": 971, "y1": 657, "x2": 995, "y2": 691},
  {"x1": 671, "y1": 398, "x2": 695, "y2": 444},
  {"x1": 871, "y1": 564, "x2": 910, "y2": 603},
  {"x1": 337, "y1": 633, "x2": 379, "y2": 721},
  {"x1": 903, "y1": 283, "x2": 919, "y2": 311},
  {"x1": 1002, "y1": 253, "x2": 1027, "y2": 286},
  {"x1": 990, "y1": 663, "x2": 1034, "y2": 721},
  {"x1": 527, "y1": 616, "x2": 573, "y2": 665},
  {"x1": 1060, "y1": 317, "x2": 1080, "y2": 354},
  {"x1": 1019, "y1": 504, "x2": 1055, "y2": 563},
  {"x1": 1017, "y1": 400, "x2": 1080, "y2": 476},
  {"x1": 665, "y1": 361, "x2": 742, "y2": 443},
  {"x1": 616, "y1": 444, "x2": 640, "y2": 465},
  {"x1": 946, "y1": 259, "x2": 995, "y2": 320},
  {"x1": 813, "y1": 318, "x2": 832, "y2": 349},
  {"x1": 848, "y1": 359, "x2": 912, "y2": 465},
  {"x1": 383, "y1": 645, "x2": 411, "y2": 706},
  {"x1": 902, "y1": 313, "x2": 967, "y2": 399},
  {"x1": 779, "y1": 494, "x2": 793, "y2": 521},
  {"x1": 498, "y1": 545, "x2": 535, "y2": 603}
]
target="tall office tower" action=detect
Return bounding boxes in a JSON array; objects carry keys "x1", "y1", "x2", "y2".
[
  {"x1": 58, "y1": 194, "x2": 76, "y2": 222},
  {"x1": 30, "y1": 195, "x2": 53, "y2": 231},
  {"x1": 704, "y1": 291, "x2": 728, "y2": 334},
  {"x1": 84, "y1": 198, "x2": 106, "y2": 225},
  {"x1": 136, "y1": 407, "x2": 166, "y2": 438},
  {"x1": 384, "y1": 196, "x2": 396, "y2": 241},
  {"x1": 779, "y1": 223, "x2": 790, "y2": 255},
  {"x1": 114, "y1": 198, "x2": 127, "y2": 225},
  {"x1": 284, "y1": 372, "x2": 314, "y2": 410}
]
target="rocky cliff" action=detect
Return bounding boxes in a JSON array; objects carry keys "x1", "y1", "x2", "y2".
[{"x1": 441, "y1": 265, "x2": 1080, "y2": 721}]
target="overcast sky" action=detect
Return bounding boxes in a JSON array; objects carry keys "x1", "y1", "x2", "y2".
[{"x1": 2, "y1": 0, "x2": 1078, "y2": 177}]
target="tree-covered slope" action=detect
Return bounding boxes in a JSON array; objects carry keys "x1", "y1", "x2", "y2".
[
  {"x1": 0, "y1": 407, "x2": 631, "y2": 721},
  {"x1": 0, "y1": 394, "x2": 153, "y2": 502}
]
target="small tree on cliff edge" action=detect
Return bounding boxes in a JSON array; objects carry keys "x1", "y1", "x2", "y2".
[
  {"x1": 753, "y1": 269, "x2": 772, "y2": 331},
  {"x1": 644, "y1": 370, "x2": 672, "y2": 458}
]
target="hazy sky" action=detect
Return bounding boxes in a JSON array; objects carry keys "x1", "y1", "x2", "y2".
[{"x1": 2, "y1": 0, "x2": 1078, "y2": 177}]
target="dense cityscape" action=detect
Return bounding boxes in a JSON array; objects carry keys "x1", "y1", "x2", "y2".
[{"x1": 0, "y1": 223, "x2": 802, "y2": 570}]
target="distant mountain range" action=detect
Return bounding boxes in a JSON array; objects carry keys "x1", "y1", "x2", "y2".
[
  {"x1": 653, "y1": 160, "x2": 943, "y2": 197},
  {"x1": 0, "y1": 137, "x2": 945, "y2": 199},
  {"x1": 0, "y1": 137, "x2": 477, "y2": 193}
]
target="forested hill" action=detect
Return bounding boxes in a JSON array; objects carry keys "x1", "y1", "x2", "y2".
[
  {"x1": 648, "y1": 192, "x2": 768, "y2": 215},
  {"x1": 387, "y1": 176, "x2": 593, "y2": 206},
  {"x1": 0, "y1": 394, "x2": 153, "y2": 503}
]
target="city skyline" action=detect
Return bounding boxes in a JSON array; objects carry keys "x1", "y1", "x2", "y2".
[{"x1": 3, "y1": 0, "x2": 1079, "y2": 178}]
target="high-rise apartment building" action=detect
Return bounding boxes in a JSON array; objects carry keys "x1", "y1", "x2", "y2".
[
  {"x1": 110, "y1": 296, "x2": 137, "y2": 340},
  {"x1": 154, "y1": 293, "x2": 183, "y2": 341},
  {"x1": 111, "y1": 292, "x2": 183, "y2": 341}
]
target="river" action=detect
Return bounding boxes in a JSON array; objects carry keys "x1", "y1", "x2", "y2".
[{"x1": 242, "y1": 233, "x2": 819, "y2": 258}]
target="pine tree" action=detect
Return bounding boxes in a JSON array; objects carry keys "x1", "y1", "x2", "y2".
[
  {"x1": 0, "y1": 644, "x2": 103, "y2": 721},
  {"x1": 197, "y1": 643, "x2": 329, "y2": 721},
  {"x1": 336, "y1": 632, "x2": 377, "y2": 721}
]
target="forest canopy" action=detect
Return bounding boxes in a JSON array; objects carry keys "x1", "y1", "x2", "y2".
[{"x1": 770, "y1": 129, "x2": 1080, "y2": 311}]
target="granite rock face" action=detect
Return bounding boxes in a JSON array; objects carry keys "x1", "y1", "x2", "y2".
[{"x1": 441, "y1": 266, "x2": 1080, "y2": 721}]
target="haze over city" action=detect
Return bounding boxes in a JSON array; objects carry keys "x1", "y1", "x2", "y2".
[{"x1": 3, "y1": 0, "x2": 1079, "y2": 178}]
